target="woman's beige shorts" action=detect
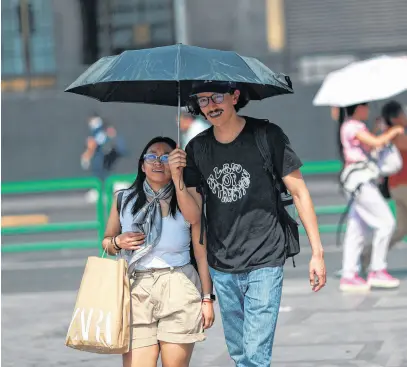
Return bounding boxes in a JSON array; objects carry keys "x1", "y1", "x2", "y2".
[{"x1": 130, "y1": 264, "x2": 206, "y2": 349}]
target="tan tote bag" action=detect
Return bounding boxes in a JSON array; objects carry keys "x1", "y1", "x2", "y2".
[{"x1": 65, "y1": 255, "x2": 131, "y2": 354}]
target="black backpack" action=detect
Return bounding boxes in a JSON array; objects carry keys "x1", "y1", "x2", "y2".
[{"x1": 252, "y1": 119, "x2": 300, "y2": 266}]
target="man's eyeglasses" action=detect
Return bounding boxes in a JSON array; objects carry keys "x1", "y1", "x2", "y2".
[
  {"x1": 143, "y1": 153, "x2": 169, "y2": 164},
  {"x1": 196, "y1": 93, "x2": 225, "y2": 108}
]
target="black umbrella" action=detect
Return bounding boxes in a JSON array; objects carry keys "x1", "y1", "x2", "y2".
[{"x1": 65, "y1": 44, "x2": 293, "y2": 142}]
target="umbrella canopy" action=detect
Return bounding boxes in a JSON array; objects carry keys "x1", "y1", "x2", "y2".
[
  {"x1": 313, "y1": 55, "x2": 407, "y2": 107},
  {"x1": 65, "y1": 44, "x2": 293, "y2": 106}
]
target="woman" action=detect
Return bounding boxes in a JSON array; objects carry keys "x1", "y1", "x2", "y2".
[
  {"x1": 337, "y1": 103, "x2": 404, "y2": 292},
  {"x1": 379, "y1": 101, "x2": 407, "y2": 249},
  {"x1": 102, "y1": 136, "x2": 215, "y2": 367}
]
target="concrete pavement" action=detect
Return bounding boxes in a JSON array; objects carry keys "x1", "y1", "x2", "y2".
[
  {"x1": 2, "y1": 245, "x2": 407, "y2": 367},
  {"x1": 2, "y1": 275, "x2": 407, "y2": 366}
]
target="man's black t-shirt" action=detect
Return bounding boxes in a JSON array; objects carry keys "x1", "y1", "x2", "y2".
[{"x1": 183, "y1": 117, "x2": 303, "y2": 273}]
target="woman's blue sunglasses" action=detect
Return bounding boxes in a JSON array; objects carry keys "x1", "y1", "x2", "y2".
[{"x1": 143, "y1": 153, "x2": 170, "y2": 164}]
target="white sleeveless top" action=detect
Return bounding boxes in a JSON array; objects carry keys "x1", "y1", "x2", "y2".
[{"x1": 119, "y1": 190, "x2": 191, "y2": 270}]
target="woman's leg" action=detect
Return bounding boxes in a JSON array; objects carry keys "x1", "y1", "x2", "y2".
[
  {"x1": 160, "y1": 342, "x2": 195, "y2": 367},
  {"x1": 356, "y1": 185, "x2": 395, "y2": 272},
  {"x1": 123, "y1": 345, "x2": 160, "y2": 367},
  {"x1": 341, "y1": 203, "x2": 370, "y2": 291},
  {"x1": 347, "y1": 184, "x2": 399, "y2": 288}
]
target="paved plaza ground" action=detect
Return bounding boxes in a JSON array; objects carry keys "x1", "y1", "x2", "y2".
[{"x1": 2, "y1": 246, "x2": 407, "y2": 367}]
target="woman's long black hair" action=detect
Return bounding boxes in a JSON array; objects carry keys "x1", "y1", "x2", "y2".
[
  {"x1": 121, "y1": 136, "x2": 178, "y2": 217},
  {"x1": 337, "y1": 107, "x2": 346, "y2": 162}
]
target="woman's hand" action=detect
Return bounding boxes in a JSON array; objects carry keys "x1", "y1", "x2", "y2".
[
  {"x1": 116, "y1": 231, "x2": 145, "y2": 250},
  {"x1": 201, "y1": 301, "x2": 215, "y2": 329},
  {"x1": 168, "y1": 148, "x2": 187, "y2": 182}
]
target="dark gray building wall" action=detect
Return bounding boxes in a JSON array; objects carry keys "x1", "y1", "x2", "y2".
[
  {"x1": 186, "y1": 0, "x2": 269, "y2": 57},
  {"x1": 4, "y1": 84, "x2": 406, "y2": 183}
]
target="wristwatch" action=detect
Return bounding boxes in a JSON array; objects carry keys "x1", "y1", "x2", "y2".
[{"x1": 202, "y1": 293, "x2": 216, "y2": 302}]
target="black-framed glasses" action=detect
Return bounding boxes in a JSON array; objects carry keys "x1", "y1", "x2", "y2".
[
  {"x1": 143, "y1": 153, "x2": 169, "y2": 164},
  {"x1": 196, "y1": 93, "x2": 225, "y2": 108}
]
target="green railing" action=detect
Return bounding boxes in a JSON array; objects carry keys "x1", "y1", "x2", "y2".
[
  {"x1": 1, "y1": 177, "x2": 105, "y2": 253},
  {"x1": 1, "y1": 160, "x2": 404, "y2": 253},
  {"x1": 104, "y1": 173, "x2": 136, "y2": 218}
]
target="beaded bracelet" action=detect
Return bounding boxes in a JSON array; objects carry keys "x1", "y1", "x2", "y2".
[{"x1": 112, "y1": 236, "x2": 121, "y2": 251}]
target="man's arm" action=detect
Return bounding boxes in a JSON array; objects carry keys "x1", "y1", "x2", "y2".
[
  {"x1": 283, "y1": 169, "x2": 326, "y2": 292},
  {"x1": 283, "y1": 170, "x2": 323, "y2": 256},
  {"x1": 174, "y1": 179, "x2": 202, "y2": 225},
  {"x1": 268, "y1": 123, "x2": 326, "y2": 291}
]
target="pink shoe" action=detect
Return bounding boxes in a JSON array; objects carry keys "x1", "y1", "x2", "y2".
[
  {"x1": 340, "y1": 274, "x2": 371, "y2": 292},
  {"x1": 368, "y1": 270, "x2": 400, "y2": 289}
]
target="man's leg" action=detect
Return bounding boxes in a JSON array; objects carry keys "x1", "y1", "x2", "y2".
[
  {"x1": 243, "y1": 266, "x2": 284, "y2": 367},
  {"x1": 209, "y1": 267, "x2": 245, "y2": 366}
]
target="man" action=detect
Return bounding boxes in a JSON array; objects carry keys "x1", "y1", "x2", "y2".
[
  {"x1": 179, "y1": 110, "x2": 211, "y2": 149},
  {"x1": 168, "y1": 81, "x2": 326, "y2": 367},
  {"x1": 81, "y1": 113, "x2": 127, "y2": 202}
]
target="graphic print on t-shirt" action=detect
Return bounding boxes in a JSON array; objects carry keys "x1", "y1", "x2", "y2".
[{"x1": 207, "y1": 163, "x2": 251, "y2": 203}]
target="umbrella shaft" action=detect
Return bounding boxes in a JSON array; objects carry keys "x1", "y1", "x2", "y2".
[{"x1": 177, "y1": 83, "x2": 181, "y2": 146}]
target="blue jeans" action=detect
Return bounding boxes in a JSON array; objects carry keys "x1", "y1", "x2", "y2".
[{"x1": 209, "y1": 266, "x2": 283, "y2": 367}]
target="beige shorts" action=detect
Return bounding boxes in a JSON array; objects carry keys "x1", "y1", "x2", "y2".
[{"x1": 130, "y1": 264, "x2": 206, "y2": 349}]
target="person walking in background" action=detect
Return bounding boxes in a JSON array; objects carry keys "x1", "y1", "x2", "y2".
[
  {"x1": 360, "y1": 101, "x2": 407, "y2": 269},
  {"x1": 81, "y1": 113, "x2": 128, "y2": 202},
  {"x1": 168, "y1": 80, "x2": 326, "y2": 367},
  {"x1": 179, "y1": 110, "x2": 211, "y2": 149},
  {"x1": 337, "y1": 102, "x2": 404, "y2": 292},
  {"x1": 103, "y1": 136, "x2": 214, "y2": 367}
]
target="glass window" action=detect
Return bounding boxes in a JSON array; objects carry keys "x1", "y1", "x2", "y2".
[{"x1": 1, "y1": 0, "x2": 56, "y2": 77}]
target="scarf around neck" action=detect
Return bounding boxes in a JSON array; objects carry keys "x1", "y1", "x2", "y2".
[{"x1": 125, "y1": 180, "x2": 174, "y2": 272}]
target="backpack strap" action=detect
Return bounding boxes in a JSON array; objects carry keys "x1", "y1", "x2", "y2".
[
  {"x1": 253, "y1": 122, "x2": 287, "y2": 200},
  {"x1": 254, "y1": 123, "x2": 278, "y2": 184}
]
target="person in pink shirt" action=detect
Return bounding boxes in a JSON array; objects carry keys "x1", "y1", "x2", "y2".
[{"x1": 337, "y1": 102, "x2": 404, "y2": 292}]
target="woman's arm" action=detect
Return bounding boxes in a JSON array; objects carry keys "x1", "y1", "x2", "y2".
[
  {"x1": 191, "y1": 222, "x2": 213, "y2": 295},
  {"x1": 191, "y1": 222, "x2": 215, "y2": 329},
  {"x1": 393, "y1": 133, "x2": 407, "y2": 151},
  {"x1": 102, "y1": 195, "x2": 122, "y2": 256},
  {"x1": 102, "y1": 194, "x2": 146, "y2": 255},
  {"x1": 356, "y1": 125, "x2": 404, "y2": 149}
]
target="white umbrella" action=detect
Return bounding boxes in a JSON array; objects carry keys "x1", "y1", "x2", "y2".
[{"x1": 313, "y1": 55, "x2": 407, "y2": 107}]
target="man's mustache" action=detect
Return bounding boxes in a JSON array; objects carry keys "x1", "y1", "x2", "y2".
[{"x1": 206, "y1": 108, "x2": 224, "y2": 116}]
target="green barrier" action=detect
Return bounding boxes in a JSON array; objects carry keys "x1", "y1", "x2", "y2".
[
  {"x1": 3, "y1": 160, "x2": 404, "y2": 254},
  {"x1": 2, "y1": 240, "x2": 99, "y2": 253},
  {"x1": 301, "y1": 160, "x2": 341, "y2": 175},
  {"x1": 104, "y1": 173, "x2": 136, "y2": 217},
  {"x1": 1, "y1": 177, "x2": 105, "y2": 253},
  {"x1": 2, "y1": 221, "x2": 99, "y2": 235},
  {"x1": 1, "y1": 177, "x2": 102, "y2": 194},
  {"x1": 299, "y1": 224, "x2": 345, "y2": 235}
]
